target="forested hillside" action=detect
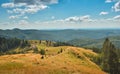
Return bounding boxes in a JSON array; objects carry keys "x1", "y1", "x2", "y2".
[{"x1": 1, "y1": 29, "x2": 120, "y2": 49}]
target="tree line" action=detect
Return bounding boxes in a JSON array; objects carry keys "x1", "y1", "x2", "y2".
[
  {"x1": 0, "y1": 37, "x2": 30, "y2": 55},
  {"x1": 93, "y1": 38, "x2": 120, "y2": 74}
]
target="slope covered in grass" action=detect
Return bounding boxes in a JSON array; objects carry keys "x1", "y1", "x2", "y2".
[{"x1": 0, "y1": 46, "x2": 105, "y2": 74}]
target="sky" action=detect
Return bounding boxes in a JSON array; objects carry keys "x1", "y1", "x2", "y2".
[{"x1": 0, "y1": 0, "x2": 120, "y2": 30}]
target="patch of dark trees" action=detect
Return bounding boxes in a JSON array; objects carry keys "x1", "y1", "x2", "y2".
[
  {"x1": 53, "y1": 41, "x2": 74, "y2": 47},
  {"x1": 92, "y1": 38, "x2": 120, "y2": 74},
  {"x1": 0, "y1": 37, "x2": 30, "y2": 55}
]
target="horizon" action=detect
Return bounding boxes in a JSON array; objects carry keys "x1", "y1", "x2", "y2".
[
  {"x1": 0, "y1": 0, "x2": 120, "y2": 29},
  {"x1": 1, "y1": 28, "x2": 120, "y2": 30}
]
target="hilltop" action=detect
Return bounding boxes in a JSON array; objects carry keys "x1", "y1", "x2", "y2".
[
  {"x1": 0, "y1": 46, "x2": 105, "y2": 74},
  {"x1": 0, "y1": 40, "x2": 105, "y2": 74}
]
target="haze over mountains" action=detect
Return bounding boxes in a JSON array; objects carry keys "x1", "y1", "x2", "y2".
[{"x1": 0, "y1": 28, "x2": 120, "y2": 48}]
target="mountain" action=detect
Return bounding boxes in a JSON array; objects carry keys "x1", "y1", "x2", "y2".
[
  {"x1": 1, "y1": 29, "x2": 120, "y2": 49},
  {"x1": 0, "y1": 29, "x2": 120, "y2": 41}
]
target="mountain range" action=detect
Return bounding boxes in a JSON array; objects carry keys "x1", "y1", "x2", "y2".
[{"x1": 0, "y1": 28, "x2": 120, "y2": 48}]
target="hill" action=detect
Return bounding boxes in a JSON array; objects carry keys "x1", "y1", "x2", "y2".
[
  {"x1": 1, "y1": 29, "x2": 120, "y2": 49},
  {"x1": 0, "y1": 29, "x2": 120, "y2": 41},
  {"x1": 67, "y1": 35, "x2": 120, "y2": 49},
  {"x1": 0, "y1": 46, "x2": 105, "y2": 74}
]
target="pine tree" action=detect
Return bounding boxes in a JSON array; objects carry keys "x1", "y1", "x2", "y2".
[
  {"x1": 108, "y1": 44, "x2": 119, "y2": 74},
  {"x1": 101, "y1": 38, "x2": 110, "y2": 72},
  {"x1": 101, "y1": 38, "x2": 119, "y2": 74}
]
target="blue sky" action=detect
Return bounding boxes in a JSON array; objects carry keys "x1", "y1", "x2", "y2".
[{"x1": 0, "y1": 0, "x2": 120, "y2": 29}]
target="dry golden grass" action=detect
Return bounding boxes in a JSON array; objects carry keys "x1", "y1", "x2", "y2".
[{"x1": 0, "y1": 46, "x2": 106, "y2": 74}]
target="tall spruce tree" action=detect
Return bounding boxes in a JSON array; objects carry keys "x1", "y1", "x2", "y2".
[{"x1": 102, "y1": 38, "x2": 119, "y2": 74}]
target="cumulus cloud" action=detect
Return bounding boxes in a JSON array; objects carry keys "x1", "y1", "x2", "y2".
[
  {"x1": 1, "y1": 3, "x2": 15, "y2": 8},
  {"x1": 65, "y1": 15, "x2": 92, "y2": 22},
  {"x1": 9, "y1": 15, "x2": 20, "y2": 19},
  {"x1": 112, "y1": 1, "x2": 120, "y2": 12},
  {"x1": 25, "y1": 4, "x2": 48, "y2": 13},
  {"x1": 105, "y1": 0, "x2": 120, "y2": 12},
  {"x1": 99, "y1": 12, "x2": 109, "y2": 15},
  {"x1": 114, "y1": 15, "x2": 120, "y2": 19},
  {"x1": 14, "y1": 0, "x2": 58, "y2": 5},
  {"x1": 1, "y1": 0, "x2": 58, "y2": 19},
  {"x1": 7, "y1": 4, "x2": 48, "y2": 14},
  {"x1": 1, "y1": 3, "x2": 27, "y2": 8}
]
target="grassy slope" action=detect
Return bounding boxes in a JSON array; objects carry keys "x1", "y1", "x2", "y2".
[{"x1": 0, "y1": 45, "x2": 105, "y2": 74}]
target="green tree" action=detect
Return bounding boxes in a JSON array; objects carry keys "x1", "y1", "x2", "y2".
[
  {"x1": 101, "y1": 38, "x2": 119, "y2": 74},
  {"x1": 108, "y1": 44, "x2": 119, "y2": 74}
]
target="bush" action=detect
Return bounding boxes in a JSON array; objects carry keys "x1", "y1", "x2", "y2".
[{"x1": 40, "y1": 49, "x2": 45, "y2": 55}]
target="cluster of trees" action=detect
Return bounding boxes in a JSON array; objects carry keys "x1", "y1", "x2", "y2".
[
  {"x1": 84, "y1": 47, "x2": 102, "y2": 53},
  {"x1": 39, "y1": 40, "x2": 54, "y2": 46},
  {"x1": 93, "y1": 38, "x2": 120, "y2": 74},
  {"x1": 53, "y1": 41, "x2": 73, "y2": 47},
  {"x1": 45, "y1": 40, "x2": 54, "y2": 46},
  {"x1": 101, "y1": 38, "x2": 119, "y2": 74},
  {"x1": 0, "y1": 37, "x2": 30, "y2": 55}
]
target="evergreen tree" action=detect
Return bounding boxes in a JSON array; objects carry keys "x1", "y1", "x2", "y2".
[
  {"x1": 101, "y1": 38, "x2": 119, "y2": 74},
  {"x1": 0, "y1": 37, "x2": 30, "y2": 54},
  {"x1": 101, "y1": 38, "x2": 110, "y2": 72},
  {"x1": 108, "y1": 44, "x2": 119, "y2": 74}
]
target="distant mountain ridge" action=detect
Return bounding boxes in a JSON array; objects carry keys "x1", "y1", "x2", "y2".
[
  {"x1": 0, "y1": 29, "x2": 120, "y2": 48},
  {"x1": 0, "y1": 29, "x2": 120, "y2": 41},
  {"x1": 67, "y1": 35, "x2": 120, "y2": 49}
]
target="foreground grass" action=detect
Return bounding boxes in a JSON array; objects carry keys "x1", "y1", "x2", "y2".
[{"x1": 0, "y1": 46, "x2": 105, "y2": 74}]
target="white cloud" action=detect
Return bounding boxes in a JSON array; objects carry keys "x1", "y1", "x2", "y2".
[
  {"x1": 12, "y1": 8, "x2": 24, "y2": 14},
  {"x1": 1, "y1": 3, "x2": 27, "y2": 8},
  {"x1": 1, "y1": 3, "x2": 14, "y2": 8},
  {"x1": 65, "y1": 15, "x2": 92, "y2": 22},
  {"x1": 25, "y1": 5, "x2": 48, "y2": 14},
  {"x1": 65, "y1": 16, "x2": 80, "y2": 22},
  {"x1": 15, "y1": 3, "x2": 27, "y2": 7},
  {"x1": 105, "y1": 0, "x2": 112, "y2": 3},
  {"x1": 80, "y1": 15, "x2": 90, "y2": 20},
  {"x1": 105, "y1": 0, "x2": 120, "y2": 12},
  {"x1": 99, "y1": 12, "x2": 109, "y2": 15},
  {"x1": 114, "y1": 15, "x2": 120, "y2": 19},
  {"x1": 9, "y1": 15, "x2": 20, "y2": 19},
  {"x1": 4, "y1": 4, "x2": 48, "y2": 14},
  {"x1": 14, "y1": 0, "x2": 58, "y2": 5},
  {"x1": 112, "y1": 1, "x2": 120, "y2": 12},
  {"x1": 1, "y1": 0, "x2": 58, "y2": 20},
  {"x1": 1, "y1": 16, "x2": 120, "y2": 29}
]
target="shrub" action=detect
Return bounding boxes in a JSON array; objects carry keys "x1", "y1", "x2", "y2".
[{"x1": 40, "y1": 49, "x2": 45, "y2": 55}]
